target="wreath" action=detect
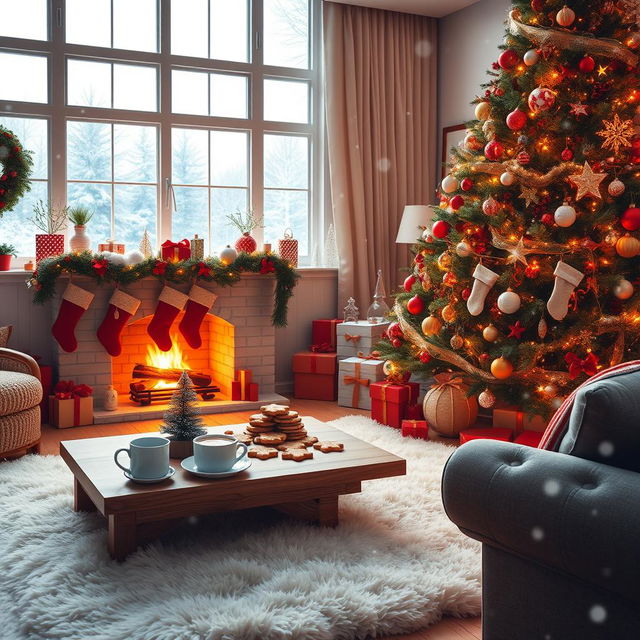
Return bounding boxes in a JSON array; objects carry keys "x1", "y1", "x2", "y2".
[{"x1": 0, "y1": 125, "x2": 33, "y2": 217}]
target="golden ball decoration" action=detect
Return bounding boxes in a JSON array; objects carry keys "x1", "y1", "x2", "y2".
[
  {"x1": 422, "y1": 314, "x2": 442, "y2": 336},
  {"x1": 616, "y1": 233, "x2": 640, "y2": 258},
  {"x1": 482, "y1": 324, "x2": 499, "y2": 342},
  {"x1": 475, "y1": 101, "x2": 491, "y2": 121},
  {"x1": 437, "y1": 251, "x2": 452, "y2": 270},
  {"x1": 450, "y1": 334, "x2": 464, "y2": 349},
  {"x1": 441, "y1": 304, "x2": 457, "y2": 323},
  {"x1": 423, "y1": 376, "x2": 479, "y2": 438},
  {"x1": 491, "y1": 356, "x2": 514, "y2": 379},
  {"x1": 478, "y1": 388, "x2": 496, "y2": 408}
]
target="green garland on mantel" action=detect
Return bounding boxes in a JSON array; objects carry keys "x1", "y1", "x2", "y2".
[{"x1": 28, "y1": 251, "x2": 300, "y2": 327}]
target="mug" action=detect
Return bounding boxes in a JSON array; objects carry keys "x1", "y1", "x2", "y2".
[
  {"x1": 114, "y1": 436, "x2": 170, "y2": 480},
  {"x1": 193, "y1": 434, "x2": 248, "y2": 473}
]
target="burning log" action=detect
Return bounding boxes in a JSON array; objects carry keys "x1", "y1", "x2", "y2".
[{"x1": 131, "y1": 364, "x2": 211, "y2": 387}]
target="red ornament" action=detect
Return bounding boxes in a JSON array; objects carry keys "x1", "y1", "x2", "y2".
[
  {"x1": 197, "y1": 261, "x2": 212, "y2": 277},
  {"x1": 387, "y1": 321, "x2": 403, "y2": 339},
  {"x1": 460, "y1": 178, "x2": 473, "y2": 191},
  {"x1": 391, "y1": 338, "x2": 402, "y2": 348},
  {"x1": 414, "y1": 252, "x2": 424, "y2": 263},
  {"x1": 506, "y1": 108, "x2": 527, "y2": 131},
  {"x1": 461, "y1": 287, "x2": 472, "y2": 300},
  {"x1": 450, "y1": 195, "x2": 464, "y2": 210},
  {"x1": 578, "y1": 56, "x2": 595, "y2": 73},
  {"x1": 517, "y1": 151, "x2": 531, "y2": 165},
  {"x1": 541, "y1": 213, "x2": 554, "y2": 226},
  {"x1": 561, "y1": 147, "x2": 574, "y2": 161},
  {"x1": 621, "y1": 206, "x2": 640, "y2": 231},
  {"x1": 406, "y1": 295, "x2": 425, "y2": 315},
  {"x1": 431, "y1": 220, "x2": 450, "y2": 239},
  {"x1": 531, "y1": 0, "x2": 544, "y2": 11},
  {"x1": 419, "y1": 351, "x2": 432, "y2": 364},
  {"x1": 498, "y1": 49, "x2": 519, "y2": 70},
  {"x1": 403, "y1": 274, "x2": 417, "y2": 292},
  {"x1": 152, "y1": 260, "x2": 168, "y2": 275},
  {"x1": 92, "y1": 258, "x2": 108, "y2": 277},
  {"x1": 484, "y1": 140, "x2": 504, "y2": 161},
  {"x1": 9, "y1": 171, "x2": 17, "y2": 178}
]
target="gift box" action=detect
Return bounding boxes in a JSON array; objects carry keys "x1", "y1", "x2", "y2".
[
  {"x1": 278, "y1": 229, "x2": 298, "y2": 267},
  {"x1": 337, "y1": 320, "x2": 390, "y2": 358},
  {"x1": 311, "y1": 318, "x2": 342, "y2": 353},
  {"x1": 338, "y1": 356, "x2": 385, "y2": 410},
  {"x1": 231, "y1": 369, "x2": 257, "y2": 401},
  {"x1": 370, "y1": 380, "x2": 420, "y2": 428},
  {"x1": 48, "y1": 381, "x2": 94, "y2": 429},
  {"x1": 36, "y1": 234, "x2": 65, "y2": 263},
  {"x1": 401, "y1": 419, "x2": 429, "y2": 440},
  {"x1": 514, "y1": 430, "x2": 543, "y2": 448},
  {"x1": 97, "y1": 240, "x2": 125, "y2": 254},
  {"x1": 293, "y1": 352, "x2": 338, "y2": 401},
  {"x1": 190, "y1": 234, "x2": 204, "y2": 260},
  {"x1": 161, "y1": 239, "x2": 191, "y2": 262},
  {"x1": 492, "y1": 407, "x2": 547, "y2": 434},
  {"x1": 459, "y1": 427, "x2": 513, "y2": 444}
]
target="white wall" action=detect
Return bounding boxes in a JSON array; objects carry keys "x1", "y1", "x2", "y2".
[{"x1": 437, "y1": 0, "x2": 511, "y2": 177}]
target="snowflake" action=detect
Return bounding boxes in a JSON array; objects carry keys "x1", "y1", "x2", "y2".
[
  {"x1": 618, "y1": 0, "x2": 640, "y2": 27},
  {"x1": 596, "y1": 113, "x2": 634, "y2": 155}
]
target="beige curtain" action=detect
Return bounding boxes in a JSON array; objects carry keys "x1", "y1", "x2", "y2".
[{"x1": 323, "y1": 1, "x2": 437, "y2": 310}]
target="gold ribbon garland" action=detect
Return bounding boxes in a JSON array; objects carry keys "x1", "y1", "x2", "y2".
[{"x1": 471, "y1": 161, "x2": 581, "y2": 187}]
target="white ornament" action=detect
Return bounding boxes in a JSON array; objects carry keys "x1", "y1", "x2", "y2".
[
  {"x1": 554, "y1": 202, "x2": 577, "y2": 227},
  {"x1": 608, "y1": 178, "x2": 626, "y2": 197},
  {"x1": 482, "y1": 196, "x2": 500, "y2": 216},
  {"x1": 497, "y1": 289, "x2": 521, "y2": 314},
  {"x1": 422, "y1": 228, "x2": 432, "y2": 241},
  {"x1": 523, "y1": 49, "x2": 539, "y2": 66},
  {"x1": 467, "y1": 263, "x2": 499, "y2": 316},
  {"x1": 500, "y1": 172, "x2": 516, "y2": 186},
  {"x1": 614, "y1": 278, "x2": 634, "y2": 299},
  {"x1": 455, "y1": 241, "x2": 472, "y2": 257},
  {"x1": 441, "y1": 175, "x2": 459, "y2": 194},
  {"x1": 125, "y1": 250, "x2": 144, "y2": 265},
  {"x1": 528, "y1": 86, "x2": 556, "y2": 113},
  {"x1": 219, "y1": 245, "x2": 238, "y2": 265},
  {"x1": 556, "y1": 5, "x2": 576, "y2": 27},
  {"x1": 547, "y1": 261, "x2": 584, "y2": 321}
]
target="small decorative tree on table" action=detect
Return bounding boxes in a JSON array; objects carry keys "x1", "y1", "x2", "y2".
[{"x1": 160, "y1": 371, "x2": 207, "y2": 459}]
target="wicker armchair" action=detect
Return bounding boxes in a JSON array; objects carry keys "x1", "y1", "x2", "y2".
[{"x1": 0, "y1": 348, "x2": 42, "y2": 459}]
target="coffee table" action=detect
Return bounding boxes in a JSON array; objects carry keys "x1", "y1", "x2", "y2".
[{"x1": 60, "y1": 418, "x2": 406, "y2": 560}]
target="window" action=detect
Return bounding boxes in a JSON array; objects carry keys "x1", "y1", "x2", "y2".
[{"x1": 0, "y1": 0, "x2": 321, "y2": 263}]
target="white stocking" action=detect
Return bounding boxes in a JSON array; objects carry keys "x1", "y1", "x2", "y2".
[
  {"x1": 467, "y1": 263, "x2": 499, "y2": 317},
  {"x1": 547, "y1": 261, "x2": 584, "y2": 321}
]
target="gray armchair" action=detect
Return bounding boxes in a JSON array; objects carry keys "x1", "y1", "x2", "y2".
[{"x1": 442, "y1": 368, "x2": 640, "y2": 639}]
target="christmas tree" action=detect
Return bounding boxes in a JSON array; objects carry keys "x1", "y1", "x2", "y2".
[
  {"x1": 378, "y1": 0, "x2": 640, "y2": 417},
  {"x1": 139, "y1": 228, "x2": 153, "y2": 259},
  {"x1": 160, "y1": 372, "x2": 207, "y2": 441}
]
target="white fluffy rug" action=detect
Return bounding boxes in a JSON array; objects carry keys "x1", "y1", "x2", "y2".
[{"x1": 0, "y1": 416, "x2": 480, "y2": 640}]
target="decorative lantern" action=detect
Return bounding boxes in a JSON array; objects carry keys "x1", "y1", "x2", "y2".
[{"x1": 278, "y1": 228, "x2": 299, "y2": 266}]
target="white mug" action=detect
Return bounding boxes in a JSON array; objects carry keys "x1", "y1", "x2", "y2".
[
  {"x1": 193, "y1": 434, "x2": 248, "y2": 473},
  {"x1": 114, "y1": 436, "x2": 170, "y2": 479}
]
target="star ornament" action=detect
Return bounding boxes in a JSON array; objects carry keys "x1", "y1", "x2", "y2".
[
  {"x1": 569, "y1": 102, "x2": 589, "y2": 117},
  {"x1": 596, "y1": 113, "x2": 634, "y2": 155},
  {"x1": 508, "y1": 321, "x2": 526, "y2": 340},
  {"x1": 568, "y1": 161, "x2": 607, "y2": 200},
  {"x1": 518, "y1": 185, "x2": 540, "y2": 207}
]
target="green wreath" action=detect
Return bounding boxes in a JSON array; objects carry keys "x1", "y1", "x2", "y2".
[{"x1": 0, "y1": 125, "x2": 33, "y2": 217}]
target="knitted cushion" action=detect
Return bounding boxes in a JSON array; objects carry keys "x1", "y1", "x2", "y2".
[
  {"x1": 0, "y1": 371, "x2": 42, "y2": 417},
  {"x1": 0, "y1": 405, "x2": 40, "y2": 454}
]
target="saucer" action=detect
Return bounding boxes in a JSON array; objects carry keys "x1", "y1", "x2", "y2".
[
  {"x1": 181, "y1": 456, "x2": 252, "y2": 478},
  {"x1": 124, "y1": 466, "x2": 175, "y2": 484}
]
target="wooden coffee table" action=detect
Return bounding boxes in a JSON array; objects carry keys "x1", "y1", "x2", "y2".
[{"x1": 60, "y1": 418, "x2": 406, "y2": 560}]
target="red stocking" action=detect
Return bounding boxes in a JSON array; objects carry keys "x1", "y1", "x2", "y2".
[
  {"x1": 51, "y1": 283, "x2": 95, "y2": 353},
  {"x1": 97, "y1": 289, "x2": 141, "y2": 357},
  {"x1": 179, "y1": 284, "x2": 218, "y2": 349},
  {"x1": 147, "y1": 286, "x2": 188, "y2": 352}
]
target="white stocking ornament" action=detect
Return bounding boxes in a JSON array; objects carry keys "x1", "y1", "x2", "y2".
[
  {"x1": 547, "y1": 261, "x2": 584, "y2": 321},
  {"x1": 467, "y1": 263, "x2": 499, "y2": 316}
]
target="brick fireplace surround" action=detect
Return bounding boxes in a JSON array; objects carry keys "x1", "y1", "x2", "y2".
[{"x1": 52, "y1": 274, "x2": 287, "y2": 423}]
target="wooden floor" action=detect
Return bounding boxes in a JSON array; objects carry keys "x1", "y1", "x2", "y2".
[{"x1": 39, "y1": 398, "x2": 481, "y2": 640}]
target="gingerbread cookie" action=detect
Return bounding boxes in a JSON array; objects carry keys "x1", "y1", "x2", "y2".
[
  {"x1": 260, "y1": 403, "x2": 290, "y2": 417},
  {"x1": 300, "y1": 436, "x2": 319, "y2": 446},
  {"x1": 285, "y1": 431, "x2": 308, "y2": 440},
  {"x1": 236, "y1": 433, "x2": 254, "y2": 446},
  {"x1": 281, "y1": 449, "x2": 314, "y2": 462},
  {"x1": 248, "y1": 445, "x2": 279, "y2": 460},
  {"x1": 277, "y1": 442, "x2": 308, "y2": 451},
  {"x1": 273, "y1": 410, "x2": 300, "y2": 421},
  {"x1": 253, "y1": 432, "x2": 287, "y2": 446},
  {"x1": 277, "y1": 423, "x2": 305, "y2": 431},
  {"x1": 313, "y1": 441, "x2": 344, "y2": 453}
]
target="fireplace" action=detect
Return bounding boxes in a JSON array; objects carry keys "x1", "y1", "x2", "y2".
[{"x1": 52, "y1": 274, "x2": 287, "y2": 423}]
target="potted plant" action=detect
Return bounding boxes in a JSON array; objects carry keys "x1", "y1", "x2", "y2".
[
  {"x1": 0, "y1": 243, "x2": 16, "y2": 271},
  {"x1": 31, "y1": 199, "x2": 68, "y2": 263},
  {"x1": 226, "y1": 208, "x2": 261, "y2": 254},
  {"x1": 68, "y1": 205, "x2": 94, "y2": 252}
]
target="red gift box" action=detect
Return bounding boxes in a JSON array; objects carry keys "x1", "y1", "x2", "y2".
[
  {"x1": 405, "y1": 404, "x2": 424, "y2": 420},
  {"x1": 369, "y1": 380, "x2": 420, "y2": 428},
  {"x1": 293, "y1": 352, "x2": 337, "y2": 401},
  {"x1": 161, "y1": 239, "x2": 191, "y2": 262},
  {"x1": 36, "y1": 234, "x2": 64, "y2": 263},
  {"x1": 514, "y1": 430, "x2": 543, "y2": 448},
  {"x1": 401, "y1": 419, "x2": 428, "y2": 440},
  {"x1": 311, "y1": 319, "x2": 342, "y2": 353},
  {"x1": 459, "y1": 427, "x2": 513, "y2": 444}
]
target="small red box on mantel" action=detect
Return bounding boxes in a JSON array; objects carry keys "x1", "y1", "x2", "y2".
[
  {"x1": 97, "y1": 241, "x2": 125, "y2": 254},
  {"x1": 401, "y1": 419, "x2": 428, "y2": 440},
  {"x1": 161, "y1": 239, "x2": 191, "y2": 262},
  {"x1": 311, "y1": 319, "x2": 342, "y2": 352},
  {"x1": 459, "y1": 427, "x2": 513, "y2": 444},
  {"x1": 231, "y1": 369, "x2": 258, "y2": 401},
  {"x1": 370, "y1": 381, "x2": 420, "y2": 429},
  {"x1": 293, "y1": 352, "x2": 338, "y2": 400}
]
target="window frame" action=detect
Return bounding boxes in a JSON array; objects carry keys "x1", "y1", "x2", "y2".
[{"x1": 0, "y1": 0, "x2": 323, "y2": 264}]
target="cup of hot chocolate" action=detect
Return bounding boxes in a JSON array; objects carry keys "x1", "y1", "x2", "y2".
[{"x1": 192, "y1": 434, "x2": 248, "y2": 473}]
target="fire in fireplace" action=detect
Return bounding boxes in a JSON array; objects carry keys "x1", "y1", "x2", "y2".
[{"x1": 129, "y1": 334, "x2": 220, "y2": 405}]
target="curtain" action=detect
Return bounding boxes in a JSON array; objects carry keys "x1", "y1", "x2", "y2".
[{"x1": 323, "y1": 1, "x2": 437, "y2": 311}]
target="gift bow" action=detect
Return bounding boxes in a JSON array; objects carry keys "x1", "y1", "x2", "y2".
[
  {"x1": 344, "y1": 333, "x2": 362, "y2": 344},
  {"x1": 565, "y1": 352, "x2": 599, "y2": 379},
  {"x1": 310, "y1": 342, "x2": 335, "y2": 353},
  {"x1": 162, "y1": 239, "x2": 190, "y2": 259},
  {"x1": 356, "y1": 350, "x2": 381, "y2": 360},
  {"x1": 54, "y1": 380, "x2": 93, "y2": 399},
  {"x1": 430, "y1": 374, "x2": 464, "y2": 391},
  {"x1": 343, "y1": 362, "x2": 370, "y2": 408}
]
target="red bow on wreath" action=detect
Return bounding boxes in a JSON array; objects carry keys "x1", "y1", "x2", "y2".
[
  {"x1": 54, "y1": 380, "x2": 93, "y2": 399},
  {"x1": 565, "y1": 352, "x2": 599, "y2": 379},
  {"x1": 153, "y1": 260, "x2": 167, "y2": 275},
  {"x1": 259, "y1": 258, "x2": 275, "y2": 274},
  {"x1": 92, "y1": 258, "x2": 108, "y2": 276},
  {"x1": 197, "y1": 261, "x2": 212, "y2": 277}
]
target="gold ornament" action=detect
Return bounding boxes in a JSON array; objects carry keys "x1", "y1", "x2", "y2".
[
  {"x1": 556, "y1": 6, "x2": 575, "y2": 27},
  {"x1": 450, "y1": 334, "x2": 464, "y2": 349},
  {"x1": 483, "y1": 324, "x2": 499, "y2": 342},
  {"x1": 568, "y1": 161, "x2": 607, "y2": 200},
  {"x1": 538, "y1": 317, "x2": 548, "y2": 339},
  {"x1": 478, "y1": 389, "x2": 496, "y2": 408},
  {"x1": 422, "y1": 374, "x2": 478, "y2": 437},
  {"x1": 491, "y1": 356, "x2": 514, "y2": 379},
  {"x1": 596, "y1": 113, "x2": 634, "y2": 155},
  {"x1": 616, "y1": 233, "x2": 640, "y2": 258},
  {"x1": 437, "y1": 251, "x2": 452, "y2": 270},
  {"x1": 518, "y1": 185, "x2": 540, "y2": 207},
  {"x1": 442, "y1": 304, "x2": 457, "y2": 323},
  {"x1": 421, "y1": 272, "x2": 432, "y2": 291},
  {"x1": 422, "y1": 315, "x2": 442, "y2": 336},
  {"x1": 475, "y1": 101, "x2": 491, "y2": 121}
]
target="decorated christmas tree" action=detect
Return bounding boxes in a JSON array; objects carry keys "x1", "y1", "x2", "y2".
[
  {"x1": 378, "y1": 0, "x2": 640, "y2": 417},
  {"x1": 160, "y1": 371, "x2": 207, "y2": 441}
]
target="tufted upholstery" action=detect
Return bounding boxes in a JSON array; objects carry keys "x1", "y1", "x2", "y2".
[{"x1": 0, "y1": 371, "x2": 42, "y2": 417}]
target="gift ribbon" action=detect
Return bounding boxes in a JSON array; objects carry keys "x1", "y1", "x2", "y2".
[
  {"x1": 356, "y1": 350, "x2": 381, "y2": 360},
  {"x1": 430, "y1": 375, "x2": 464, "y2": 391},
  {"x1": 344, "y1": 333, "x2": 362, "y2": 344},
  {"x1": 565, "y1": 352, "x2": 599, "y2": 379},
  {"x1": 73, "y1": 396, "x2": 81, "y2": 426},
  {"x1": 310, "y1": 343, "x2": 335, "y2": 353},
  {"x1": 162, "y1": 238, "x2": 190, "y2": 260},
  {"x1": 343, "y1": 362, "x2": 370, "y2": 409}
]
